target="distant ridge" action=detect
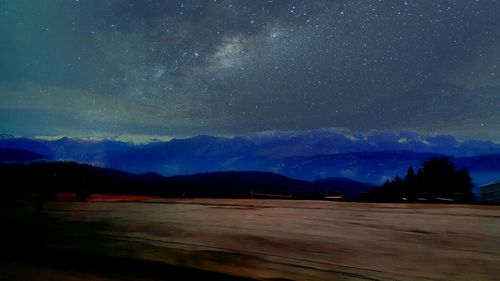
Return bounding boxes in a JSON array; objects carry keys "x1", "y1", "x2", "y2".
[
  {"x1": 0, "y1": 137, "x2": 53, "y2": 158},
  {"x1": 1, "y1": 130, "x2": 499, "y2": 185},
  {"x1": 0, "y1": 148, "x2": 50, "y2": 163},
  {"x1": 0, "y1": 161, "x2": 374, "y2": 200}
]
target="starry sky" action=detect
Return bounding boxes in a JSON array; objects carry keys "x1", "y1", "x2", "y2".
[{"x1": 1, "y1": 0, "x2": 499, "y2": 141}]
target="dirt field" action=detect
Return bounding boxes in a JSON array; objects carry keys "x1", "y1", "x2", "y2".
[{"x1": 1, "y1": 199, "x2": 500, "y2": 280}]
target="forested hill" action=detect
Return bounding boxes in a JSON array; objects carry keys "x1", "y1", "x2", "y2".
[{"x1": 0, "y1": 161, "x2": 373, "y2": 200}]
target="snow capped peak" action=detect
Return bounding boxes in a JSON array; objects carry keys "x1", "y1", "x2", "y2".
[
  {"x1": 420, "y1": 139, "x2": 432, "y2": 145},
  {"x1": 344, "y1": 134, "x2": 360, "y2": 141},
  {"x1": 397, "y1": 137, "x2": 408, "y2": 144}
]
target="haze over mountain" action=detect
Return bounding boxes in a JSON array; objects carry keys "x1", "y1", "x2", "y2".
[{"x1": 2, "y1": 129, "x2": 500, "y2": 186}]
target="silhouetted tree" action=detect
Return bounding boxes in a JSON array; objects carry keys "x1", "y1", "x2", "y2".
[
  {"x1": 404, "y1": 166, "x2": 416, "y2": 199},
  {"x1": 415, "y1": 158, "x2": 474, "y2": 202},
  {"x1": 366, "y1": 158, "x2": 474, "y2": 203}
]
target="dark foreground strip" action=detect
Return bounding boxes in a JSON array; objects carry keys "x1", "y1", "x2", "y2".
[{"x1": 0, "y1": 246, "x2": 259, "y2": 281}]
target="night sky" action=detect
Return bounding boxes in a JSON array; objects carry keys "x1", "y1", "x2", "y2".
[{"x1": 1, "y1": 0, "x2": 499, "y2": 141}]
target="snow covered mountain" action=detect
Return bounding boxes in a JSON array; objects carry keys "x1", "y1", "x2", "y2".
[{"x1": 1, "y1": 129, "x2": 499, "y2": 185}]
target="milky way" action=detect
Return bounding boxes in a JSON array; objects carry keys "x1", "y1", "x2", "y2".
[{"x1": 1, "y1": 0, "x2": 499, "y2": 140}]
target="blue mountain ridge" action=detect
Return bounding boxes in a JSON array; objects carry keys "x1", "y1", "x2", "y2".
[{"x1": 0, "y1": 130, "x2": 499, "y2": 186}]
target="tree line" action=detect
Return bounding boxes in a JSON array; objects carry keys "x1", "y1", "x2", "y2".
[{"x1": 363, "y1": 157, "x2": 475, "y2": 203}]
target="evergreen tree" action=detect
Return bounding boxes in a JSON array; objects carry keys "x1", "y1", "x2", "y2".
[
  {"x1": 415, "y1": 158, "x2": 473, "y2": 202},
  {"x1": 368, "y1": 158, "x2": 474, "y2": 203}
]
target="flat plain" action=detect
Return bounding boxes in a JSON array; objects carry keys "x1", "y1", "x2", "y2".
[{"x1": 1, "y1": 199, "x2": 500, "y2": 281}]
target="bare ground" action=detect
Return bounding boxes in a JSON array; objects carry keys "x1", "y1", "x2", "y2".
[{"x1": 1, "y1": 199, "x2": 500, "y2": 280}]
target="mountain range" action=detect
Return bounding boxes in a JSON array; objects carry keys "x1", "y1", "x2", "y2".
[
  {"x1": 0, "y1": 161, "x2": 374, "y2": 199},
  {"x1": 1, "y1": 130, "x2": 499, "y2": 186}
]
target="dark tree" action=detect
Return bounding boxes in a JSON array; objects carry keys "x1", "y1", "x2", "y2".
[
  {"x1": 404, "y1": 166, "x2": 416, "y2": 199},
  {"x1": 415, "y1": 158, "x2": 474, "y2": 202},
  {"x1": 366, "y1": 158, "x2": 474, "y2": 203}
]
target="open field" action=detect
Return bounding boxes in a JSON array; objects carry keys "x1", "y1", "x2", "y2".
[{"x1": 1, "y1": 199, "x2": 500, "y2": 280}]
